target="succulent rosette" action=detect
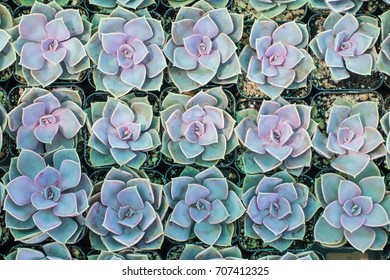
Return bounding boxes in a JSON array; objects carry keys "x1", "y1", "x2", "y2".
[
  {"x1": 309, "y1": 13, "x2": 380, "y2": 82},
  {"x1": 179, "y1": 244, "x2": 243, "y2": 260},
  {"x1": 163, "y1": 1, "x2": 243, "y2": 92},
  {"x1": 89, "y1": 250, "x2": 149, "y2": 260},
  {"x1": 312, "y1": 98, "x2": 386, "y2": 178},
  {"x1": 235, "y1": 98, "x2": 317, "y2": 176},
  {"x1": 9, "y1": 2, "x2": 92, "y2": 87},
  {"x1": 249, "y1": 0, "x2": 308, "y2": 18},
  {"x1": 258, "y1": 251, "x2": 320, "y2": 260},
  {"x1": 85, "y1": 167, "x2": 168, "y2": 252},
  {"x1": 314, "y1": 163, "x2": 390, "y2": 253},
  {"x1": 239, "y1": 17, "x2": 314, "y2": 99},
  {"x1": 380, "y1": 110, "x2": 390, "y2": 167},
  {"x1": 5, "y1": 243, "x2": 72, "y2": 260},
  {"x1": 309, "y1": 0, "x2": 367, "y2": 14},
  {"x1": 8, "y1": 87, "x2": 86, "y2": 154},
  {"x1": 89, "y1": 0, "x2": 156, "y2": 9},
  {"x1": 242, "y1": 171, "x2": 320, "y2": 252},
  {"x1": 161, "y1": 87, "x2": 238, "y2": 166},
  {"x1": 378, "y1": 11, "x2": 390, "y2": 76},
  {"x1": 3, "y1": 149, "x2": 93, "y2": 244},
  {"x1": 87, "y1": 95, "x2": 160, "y2": 169},
  {"x1": 0, "y1": 4, "x2": 16, "y2": 72},
  {"x1": 168, "y1": 0, "x2": 229, "y2": 8},
  {"x1": 86, "y1": 7, "x2": 166, "y2": 98},
  {"x1": 164, "y1": 166, "x2": 245, "y2": 246}
]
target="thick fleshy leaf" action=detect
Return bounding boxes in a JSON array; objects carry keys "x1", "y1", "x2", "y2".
[
  {"x1": 7, "y1": 176, "x2": 38, "y2": 206},
  {"x1": 194, "y1": 221, "x2": 222, "y2": 245},
  {"x1": 19, "y1": 14, "x2": 48, "y2": 42},
  {"x1": 344, "y1": 226, "x2": 375, "y2": 253},
  {"x1": 33, "y1": 209, "x2": 62, "y2": 232},
  {"x1": 53, "y1": 193, "x2": 78, "y2": 217},
  {"x1": 314, "y1": 216, "x2": 344, "y2": 245}
]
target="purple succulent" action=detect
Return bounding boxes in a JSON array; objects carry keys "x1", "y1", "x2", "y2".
[
  {"x1": 309, "y1": 0, "x2": 367, "y2": 14},
  {"x1": 3, "y1": 149, "x2": 93, "y2": 244},
  {"x1": 235, "y1": 98, "x2": 316, "y2": 176},
  {"x1": 309, "y1": 13, "x2": 380, "y2": 82},
  {"x1": 160, "y1": 87, "x2": 238, "y2": 166},
  {"x1": 8, "y1": 87, "x2": 86, "y2": 154},
  {"x1": 179, "y1": 244, "x2": 243, "y2": 260},
  {"x1": 87, "y1": 95, "x2": 160, "y2": 169},
  {"x1": 0, "y1": 4, "x2": 16, "y2": 72},
  {"x1": 313, "y1": 98, "x2": 386, "y2": 178},
  {"x1": 249, "y1": 0, "x2": 308, "y2": 18},
  {"x1": 239, "y1": 17, "x2": 314, "y2": 99},
  {"x1": 314, "y1": 163, "x2": 390, "y2": 252},
  {"x1": 9, "y1": 2, "x2": 91, "y2": 87},
  {"x1": 164, "y1": 166, "x2": 245, "y2": 246},
  {"x1": 86, "y1": 7, "x2": 166, "y2": 98},
  {"x1": 85, "y1": 167, "x2": 168, "y2": 251},
  {"x1": 258, "y1": 251, "x2": 320, "y2": 260},
  {"x1": 5, "y1": 243, "x2": 72, "y2": 260},
  {"x1": 378, "y1": 11, "x2": 390, "y2": 76},
  {"x1": 163, "y1": 1, "x2": 243, "y2": 92},
  {"x1": 89, "y1": 0, "x2": 156, "y2": 9},
  {"x1": 242, "y1": 171, "x2": 320, "y2": 252}
]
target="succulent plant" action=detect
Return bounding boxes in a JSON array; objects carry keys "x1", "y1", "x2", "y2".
[
  {"x1": 3, "y1": 149, "x2": 93, "y2": 244},
  {"x1": 312, "y1": 98, "x2": 386, "y2": 178},
  {"x1": 239, "y1": 17, "x2": 314, "y2": 99},
  {"x1": 235, "y1": 98, "x2": 317, "y2": 176},
  {"x1": 15, "y1": 0, "x2": 72, "y2": 6},
  {"x1": 378, "y1": 11, "x2": 390, "y2": 76},
  {"x1": 0, "y1": 4, "x2": 16, "y2": 72},
  {"x1": 89, "y1": 0, "x2": 155, "y2": 9},
  {"x1": 380, "y1": 110, "x2": 390, "y2": 168},
  {"x1": 8, "y1": 87, "x2": 86, "y2": 154},
  {"x1": 88, "y1": 250, "x2": 149, "y2": 260},
  {"x1": 86, "y1": 7, "x2": 166, "y2": 98},
  {"x1": 258, "y1": 251, "x2": 320, "y2": 260},
  {"x1": 164, "y1": 166, "x2": 245, "y2": 246},
  {"x1": 163, "y1": 1, "x2": 243, "y2": 92},
  {"x1": 85, "y1": 166, "x2": 168, "y2": 252},
  {"x1": 87, "y1": 95, "x2": 160, "y2": 169},
  {"x1": 160, "y1": 87, "x2": 238, "y2": 166},
  {"x1": 167, "y1": 0, "x2": 229, "y2": 8},
  {"x1": 5, "y1": 243, "x2": 72, "y2": 260},
  {"x1": 249, "y1": 0, "x2": 308, "y2": 19},
  {"x1": 309, "y1": 13, "x2": 380, "y2": 82},
  {"x1": 309, "y1": 0, "x2": 367, "y2": 14},
  {"x1": 179, "y1": 244, "x2": 243, "y2": 260},
  {"x1": 314, "y1": 163, "x2": 390, "y2": 253},
  {"x1": 9, "y1": 2, "x2": 91, "y2": 87},
  {"x1": 242, "y1": 171, "x2": 320, "y2": 252}
]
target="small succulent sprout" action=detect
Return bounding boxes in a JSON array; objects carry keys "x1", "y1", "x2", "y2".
[
  {"x1": 164, "y1": 166, "x2": 245, "y2": 246},
  {"x1": 380, "y1": 110, "x2": 390, "y2": 167},
  {"x1": 0, "y1": 4, "x2": 16, "y2": 72},
  {"x1": 163, "y1": 1, "x2": 244, "y2": 92},
  {"x1": 314, "y1": 163, "x2": 390, "y2": 253},
  {"x1": 309, "y1": 13, "x2": 380, "y2": 82},
  {"x1": 5, "y1": 243, "x2": 72, "y2": 260},
  {"x1": 239, "y1": 17, "x2": 314, "y2": 99},
  {"x1": 258, "y1": 251, "x2": 320, "y2": 260},
  {"x1": 9, "y1": 2, "x2": 92, "y2": 87},
  {"x1": 378, "y1": 11, "x2": 390, "y2": 76},
  {"x1": 242, "y1": 171, "x2": 320, "y2": 252},
  {"x1": 249, "y1": 0, "x2": 308, "y2": 19},
  {"x1": 161, "y1": 87, "x2": 238, "y2": 166},
  {"x1": 167, "y1": 0, "x2": 229, "y2": 8},
  {"x1": 309, "y1": 0, "x2": 367, "y2": 14},
  {"x1": 87, "y1": 95, "x2": 161, "y2": 169},
  {"x1": 86, "y1": 7, "x2": 166, "y2": 98},
  {"x1": 89, "y1": 0, "x2": 156, "y2": 9},
  {"x1": 90, "y1": 250, "x2": 149, "y2": 260},
  {"x1": 85, "y1": 166, "x2": 168, "y2": 252},
  {"x1": 312, "y1": 98, "x2": 386, "y2": 178},
  {"x1": 8, "y1": 87, "x2": 86, "y2": 154},
  {"x1": 180, "y1": 244, "x2": 243, "y2": 260},
  {"x1": 235, "y1": 98, "x2": 317, "y2": 176},
  {"x1": 3, "y1": 149, "x2": 93, "y2": 244}
]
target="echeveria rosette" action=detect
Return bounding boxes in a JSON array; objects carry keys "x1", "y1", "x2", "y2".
[
  {"x1": 164, "y1": 166, "x2": 245, "y2": 246},
  {"x1": 314, "y1": 163, "x2": 390, "y2": 253},
  {"x1": 9, "y1": 2, "x2": 92, "y2": 87},
  {"x1": 241, "y1": 171, "x2": 320, "y2": 252},
  {"x1": 163, "y1": 1, "x2": 244, "y2": 92},
  {"x1": 312, "y1": 99, "x2": 386, "y2": 178},
  {"x1": 239, "y1": 17, "x2": 314, "y2": 100},
  {"x1": 87, "y1": 95, "x2": 160, "y2": 169},
  {"x1": 258, "y1": 251, "x2": 320, "y2": 260},
  {"x1": 89, "y1": 250, "x2": 149, "y2": 260},
  {"x1": 168, "y1": 0, "x2": 229, "y2": 8},
  {"x1": 8, "y1": 87, "x2": 86, "y2": 154},
  {"x1": 89, "y1": 0, "x2": 156, "y2": 9},
  {"x1": 161, "y1": 87, "x2": 238, "y2": 167},
  {"x1": 0, "y1": 4, "x2": 16, "y2": 72},
  {"x1": 249, "y1": 0, "x2": 308, "y2": 18},
  {"x1": 180, "y1": 244, "x2": 243, "y2": 260},
  {"x1": 3, "y1": 149, "x2": 93, "y2": 244},
  {"x1": 309, "y1": 0, "x2": 367, "y2": 14},
  {"x1": 380, "y1": 111, "x2": 390, "y2": 168},
  {"x1": 85, "y1": 166, "x2": 168, "y2": 252},
  {"x1": 309, "y1": 13, "x2": 380, "y2": 82},
  {"x1": 86, "y1": 7, "x2": 167, "y2": 98},
  {"x1": 5, "y1": 243, "x2": 72, "y2": 260},
  {"x1": 235, "y1": 98, "x2": 317, "y2": 176},
  {"x1": 378, "y1": 11, "x2": 390, "y2": 76}
]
